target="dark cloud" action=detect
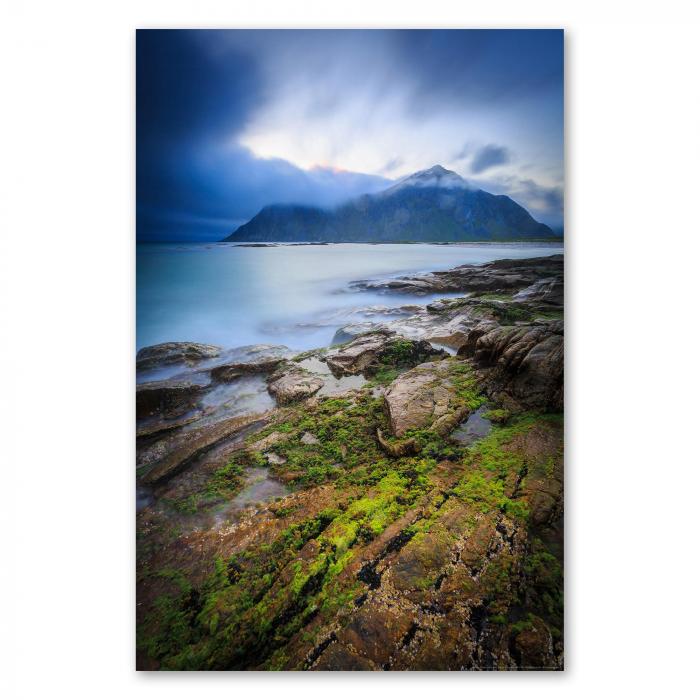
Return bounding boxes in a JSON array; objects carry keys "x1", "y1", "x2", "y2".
[
  {"x1": 393, "y1": 29, "x2": 563, "y2": 115},
  {"x1": 136, "y1": 30, "x2": 563, "y2": 241},
  {"x1": 136, "y1": 30, "x2": 390, "y2": 241},
  {"x1": 470, "y1": 144, "x2": 511, "y2": 174}
]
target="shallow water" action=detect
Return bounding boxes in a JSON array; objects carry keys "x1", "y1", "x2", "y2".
[
  {"x1": 137, "y1": 242, "x2": 562, "y2": 352},
  {"x1": 231, "y1": 467, "x2": 290, "y2": 511},
  {"x1": 297, "y1": 357, "x2": 367, "y2": 396},
  {"x1": 451, "y1": 405, "x2": 493, "y2": 445}
]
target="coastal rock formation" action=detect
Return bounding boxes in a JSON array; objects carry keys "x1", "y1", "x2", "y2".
[
  {"x1": 325, "y1": 332, "x2": 438, "y2": 377},
  {"x1": 136, "y1": 373, "x2": 211, "y2": 419},
  {"x1": 458, "y1": 319, "x2": 564, "y2": 410},
  {"x1": 210, "y1": 345, "x2": 291, "y2": 382},
  {"x1": 140, "y1": 413, "x2": 269, "y2": 484},
  {"x1": 137, "y1": 394, "x2": 564, "y2": 670},
  {"x1": 136, "y1": 255, "x2": 564, "y2": 672},
  {"x1": 267, "y1": 366, "x2": 324, "y2": 404},
  {"x1": 384, "y1": 360, "x2": 470, "y2": 437},
  {"x1": 353, "y1": 254, "x2": 563, "y2": 296},
  {"x1": 136, "y1": 341, "x2": 222, "y2": 371}
]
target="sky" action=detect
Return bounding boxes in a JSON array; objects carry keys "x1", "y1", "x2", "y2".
[{"x1": 137, "y1": 29, "x2": 564, "y2": 241}]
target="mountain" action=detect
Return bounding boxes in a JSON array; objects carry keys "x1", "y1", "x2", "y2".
[{"x1": 223, "y1": 165, "x2": 558, "y2": 242}]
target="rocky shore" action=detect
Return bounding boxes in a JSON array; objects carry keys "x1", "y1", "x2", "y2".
[{"x1": 136, "y1": 254, "x2": 564, "y2": 671}]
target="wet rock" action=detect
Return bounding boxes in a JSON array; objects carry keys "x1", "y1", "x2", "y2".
[
  {"x1": 330, "y1": 323, "x2": 382, "y2": 346},
  {"x1": 136, "y1": 373, "x2": 211, "y2": 419},
  {"x1": 140, "y1": 414, "x2": 268, "y2": 484},
  {"x1": 268, "y1": 366, "x2": 323, "y2": 405},
  {"x1": 136, "y1": 410, "x2": 201, "y2": 439},
  {"x1": 458, "y1": 320, "x2": 563, "y2": 410},
  {"x1": 383, "y1": 359, "x2": 468, "y2": 437},
  {"x1": 136, "y1": 341, "x2": 221, "y2": 371},
  {"x1": 353, "y1": 255, "x2": 562, "y2": 296},
  {"x1": 209, "y1": 345, "x2": 291, "y2": 382},
  {"x1": 325, "y1": 332, "x2": 437, "y2": 377},
  {"x1": 324, "y1": 331, "x2": 393, "y2": 375}
]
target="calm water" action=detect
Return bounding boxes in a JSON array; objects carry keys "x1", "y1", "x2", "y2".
[{"x1": 136, "y1": 242, "x2": 563, "y2": 352}]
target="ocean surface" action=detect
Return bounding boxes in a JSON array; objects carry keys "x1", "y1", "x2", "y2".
[{"x1": 136, "y1": 242, "x2": 563, "y2": 352}]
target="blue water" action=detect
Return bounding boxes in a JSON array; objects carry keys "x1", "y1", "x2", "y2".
[{"x1": 136, "y1": 242, "x2": 563, "y2": 352}]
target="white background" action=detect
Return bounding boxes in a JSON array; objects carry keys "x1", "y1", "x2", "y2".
[{"x1": 2, "y1": 0, "x2": 699, "y2": 697}]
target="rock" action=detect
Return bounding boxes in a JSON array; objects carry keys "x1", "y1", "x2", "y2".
[
  {"x1": 265, "y1": 452, "x2": 287, "y2": 465},
  {"x1": 383, "y1": 359, "x2": 469, "y2": 437},
  {"x1": 136, "y1": 372, "x2": 211, "y2": 419},
  {"x1": 354, "y1": 255, "x2": 562, "y2": 296},
  {"x1": 325, "y1": 332, "x2": 437, "y2": 377},
  {"x1": 209, "y1": 345, "x2": 291, "y2": 382},
  {"x1": 512, "y1": 616, "x2": 557, "y2": 670},
  {"x1": 136, "y1": 411, "x2": 202, "y2": 439},
  {"x1": 267, "y1": 367, "x2": 323, "y2": 405},
  {"x1": 211, "y1": 357, "x2": 284, "y2": 382},
  {"x1": 140, "y1": 414, "x2": 267, "y2": 484},
  {"x1": 300, "y1": 432, "x2": 320, "y2": 445},
  {"x1": 136, "y1": 342, "x2": 221, "y2": 371},
  {"x1": 324, "y1": 332, "x2": 393, "y2": 375},
  {"x1": 249, "y1": 431, "x2": 287, "y2": 452},
  {"x1": 376, "y1": 428, "x2": 419, "y2": 457},
  {"x1": 458, "y1": 319, "x2": 563, "y2": 410},
  {"x1": 330, "y1": 323, "x2": 382, "y2": 346},
  {"x1": 335, "y1": 602, "x2": 415, "y2": 667},
  {"x1": 312, "y1": 643, "x2": 378, "y2": 671}
]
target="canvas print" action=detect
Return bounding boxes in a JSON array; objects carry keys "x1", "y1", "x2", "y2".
[{"x1": 136, "y1": 29, "x2": 564, "y2": 671}]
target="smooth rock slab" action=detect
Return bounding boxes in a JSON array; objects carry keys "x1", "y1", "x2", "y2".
[
  {"x1": 136, "y1": 342, "x2": 222, "y2": 371},
  {"x1": 384, "y1": 359, "x2": 467, "y2": 437},
  {"x1": 140, "y1": 414, "x2": 267, "y2": 484},
  {"x1": 136, "y1": 372, "x2": 211, "y2": 419}
]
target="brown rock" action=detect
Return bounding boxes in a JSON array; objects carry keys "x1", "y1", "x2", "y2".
[
  {"x1": 383, "y1": 359, "x2": 464, "y2": 437},
  {"x1": 268, "y1": 367, "x2": 323, "y2": 405},
  {"x1": 312, "y1": 642, "x2": 378, "y2": 671},
  {"x1": 458, "y1": 320, "x2": 563, "y2": 410},
  {"x1": 140, "y1": 414, "x2": 267, "y2": 484}
]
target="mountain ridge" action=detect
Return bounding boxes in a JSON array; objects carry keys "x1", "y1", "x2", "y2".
[{"x1": 223, "y1": 165, "x2": 559, "y2": 243}]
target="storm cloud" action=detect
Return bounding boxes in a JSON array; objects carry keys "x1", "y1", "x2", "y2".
[
  {"x1": 470, "y1": 144, "x2": 511, "y2": 174},
  {"x1": 137, "y1": 30, "x2": 563, "y2": 240}
]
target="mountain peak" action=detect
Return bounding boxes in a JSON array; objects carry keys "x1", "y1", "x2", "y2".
[{"x1": 385, "y1": 164, "x2": 468, "y2": 194}]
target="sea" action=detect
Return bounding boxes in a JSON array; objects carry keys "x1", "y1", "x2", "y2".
[{"x1": 136, "y1": 242, "x2": 563, "y2": 352}]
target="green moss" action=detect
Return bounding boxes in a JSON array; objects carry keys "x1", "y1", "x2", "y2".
[
  {"x1": 483, "y1": 408, "x2": 510, "y2": 424},
  {"x1": 453, "y1": 471, "x2": 529, "y2": 520},
  {"x1": 139, "y1": 372, "x2": 564, "y2": 670}
]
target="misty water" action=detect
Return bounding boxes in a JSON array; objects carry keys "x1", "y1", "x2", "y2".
[{"x1": 137, "y1": 242, "x2": 563, "y2": 352}]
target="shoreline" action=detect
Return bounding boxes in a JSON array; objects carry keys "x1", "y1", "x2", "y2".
[{"x1": 136, "y1": 253, "x2": 564, "y2": 670}]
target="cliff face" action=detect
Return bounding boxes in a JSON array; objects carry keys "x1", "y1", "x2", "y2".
[{"x1": 224, "y1": 166, "x2": 557, "y2": 243}]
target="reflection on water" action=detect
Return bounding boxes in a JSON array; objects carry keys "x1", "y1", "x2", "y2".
[
  {"x1": 297, "y1": 357, "x2": 367, "y2": 395},
  {"x1": 137, "y1": 242, "x2": 563, "y2": 351},
  {"x1": 231, "y1": 467, "x2": 290, "y2": 511},
  {"x1": 451, "y1": 405, "x2": 493, "y2": 445}
]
